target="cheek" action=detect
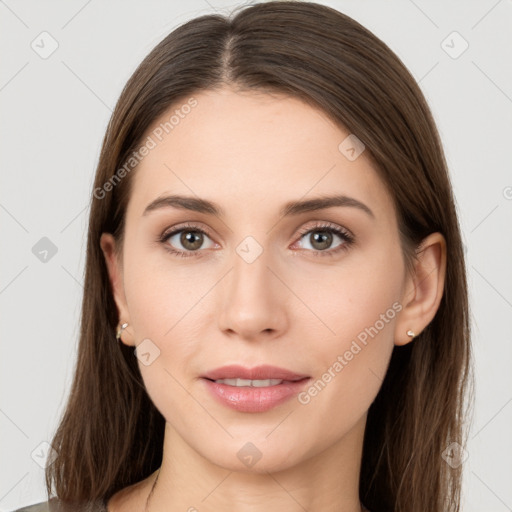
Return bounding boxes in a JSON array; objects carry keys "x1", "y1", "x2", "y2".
[
  {"x1": 291, "y1": 246, "x2": 403, "y2": 423},
  {"x1": 121, "y1": 247, "x2": 216, "y2": 415},
  {"x1": 123, "y1": 260, "x2": 203, "y2": 420},
  {"x1": 293, "y1": 242, "x2": 403, "y2": 347},
  {"x1": 123, "y1": 243, "x2": 208, "y2": 341}
]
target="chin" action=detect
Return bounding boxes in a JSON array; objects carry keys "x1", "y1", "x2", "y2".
[{"x1": 193, "y1": 433, "x2": 309, "y2": 475}]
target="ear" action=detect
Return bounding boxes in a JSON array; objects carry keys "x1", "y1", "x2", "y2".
[
  {"x1": 99, "y1": 233, "x2": 135, "y2": 347},
  {"x1": 394, "y1": 232, "x2": 447, "y2": 346}
]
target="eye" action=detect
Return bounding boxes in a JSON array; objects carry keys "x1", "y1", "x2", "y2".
[
  {"x1": 293, "y1": 222, "x2": 354, "y2": 257},
  {"x1": 159, "y1": 223, "x2": 216, "y2": 258},
  {"x1": 159, "y1": 221, "x2": 355, "y2": 259}
]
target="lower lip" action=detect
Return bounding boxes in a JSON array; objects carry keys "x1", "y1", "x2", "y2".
[{"x1": 201, "y1": 378, "x2": 311, "y2": 413}]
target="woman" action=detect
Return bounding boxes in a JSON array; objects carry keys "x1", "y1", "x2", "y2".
[{"x1": 15, "y1": 1, "x2": 472, "y2": 511}]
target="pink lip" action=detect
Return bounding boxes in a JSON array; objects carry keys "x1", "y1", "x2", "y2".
[
  {"x1": 200, "y1": 365, "x2": 311, "y2": 413},
  {"x1": 201, "y1": 364, "x2": 309, "y2": 381}
]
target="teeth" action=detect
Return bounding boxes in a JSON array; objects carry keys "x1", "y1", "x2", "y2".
[{"x1": 214, "y1": 378, "x2": 284, "y2": 387}]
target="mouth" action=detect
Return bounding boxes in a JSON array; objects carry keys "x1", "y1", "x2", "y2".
[
  {"x1": 201, "y1": 364, "x2": 310, "y2": 382},
  {"x1": 203, "y1": 377, "x2": 308, "y2": 387},
  {"x1": 200, "y1": 366, "x2": 311, "y2": 413}
]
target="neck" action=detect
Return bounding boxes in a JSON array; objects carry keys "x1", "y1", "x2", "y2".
[{"x1": 143, "y1": 415, "x2": 366, "y2": 512}]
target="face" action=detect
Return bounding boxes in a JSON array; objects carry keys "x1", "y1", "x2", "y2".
[{"x1": 102, "y1": 85, "x2": 416, "y2": 473}]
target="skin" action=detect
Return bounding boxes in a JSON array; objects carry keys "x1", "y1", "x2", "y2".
[{"x1": 101, "y1": 85, "x2": 446, "y2": 512}]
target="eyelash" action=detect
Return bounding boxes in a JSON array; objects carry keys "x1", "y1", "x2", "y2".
[{"x1": 158, "y1": 221, "x2": 355, "y2": 259}]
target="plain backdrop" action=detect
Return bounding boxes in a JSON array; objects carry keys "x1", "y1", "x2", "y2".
[{"x1": 1, "y1": 0, "x2": 511, "y2": 510}]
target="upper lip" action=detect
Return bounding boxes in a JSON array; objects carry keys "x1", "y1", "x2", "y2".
[{"x1": 201, "y1": 365, "x2": 309, "y2": 382}]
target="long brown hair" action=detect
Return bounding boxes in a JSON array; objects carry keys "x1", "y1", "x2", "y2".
[{"x1": 45, "y1": 2, "x2": 472, "y2": 510}]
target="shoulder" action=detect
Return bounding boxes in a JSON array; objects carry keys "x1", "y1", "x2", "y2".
[
  {"x1": 11, "y1": 497, "x2": 107, "y2": 512},
  {"x1": 10, "y1": 502, "x2": 50, "y2": 512}
]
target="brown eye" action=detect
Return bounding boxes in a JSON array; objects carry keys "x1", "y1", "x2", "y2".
[
  {"x1": 296, "y1": 224, "x2": 353, "y2": 255},
  {"x1": 160, "y1": 224, "x2": 216, "y2": 257},
  {"x1": 179, "y1": 230, "x2": 204, "y2": 251}
]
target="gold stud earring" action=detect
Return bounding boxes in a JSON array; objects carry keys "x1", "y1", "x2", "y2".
[
  {"x1": 116, "y1": 322, "x2": 129, "y2": 340},
  {"x1": 406, "y1": 329, "x2": 415, "y2": 338}
]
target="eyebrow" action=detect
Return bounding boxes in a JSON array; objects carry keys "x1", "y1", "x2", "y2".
[{"x1": 142, "y1": 194, "x2": 374, "y2": 219}]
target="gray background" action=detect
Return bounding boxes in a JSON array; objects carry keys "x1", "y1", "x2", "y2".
[{"x1": 1, "y1": 0, "x2": 511, "y2": 510}]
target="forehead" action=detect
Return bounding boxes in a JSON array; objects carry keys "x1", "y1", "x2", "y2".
[{"x1": 126, "y1": 86, "x2": 395, "y2": 222}]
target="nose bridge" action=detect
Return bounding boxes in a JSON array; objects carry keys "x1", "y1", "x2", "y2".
[
  {"x1": 232, "y1": 239, "x2": 273, "y2": 298},
  {"x1": 218, "y1": 236, "x2": 288, "y2": 338}
]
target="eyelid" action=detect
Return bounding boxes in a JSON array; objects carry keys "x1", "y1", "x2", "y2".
[
  {"x1": 160, "y1": 221, "x2": 215, "y2": 242},
  {"x1": 295, "y1": 220, "x2": 353, "y2": 239}
]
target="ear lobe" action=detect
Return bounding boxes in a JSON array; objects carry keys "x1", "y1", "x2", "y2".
[
  {"x1": 394, "y1": 232, "x2": 447, "y2": 346},
  {"x1": 99, "y1": 233, "x2": 135, "y2": 346}
]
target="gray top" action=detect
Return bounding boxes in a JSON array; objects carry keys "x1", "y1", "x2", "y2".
[{"x1": 11, "y1": 498, "x2": 108, "y2": 512}]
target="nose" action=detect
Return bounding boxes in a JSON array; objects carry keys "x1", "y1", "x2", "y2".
[{"x1": 217, "y1": 245, "x2": 289, "y2": 342}]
